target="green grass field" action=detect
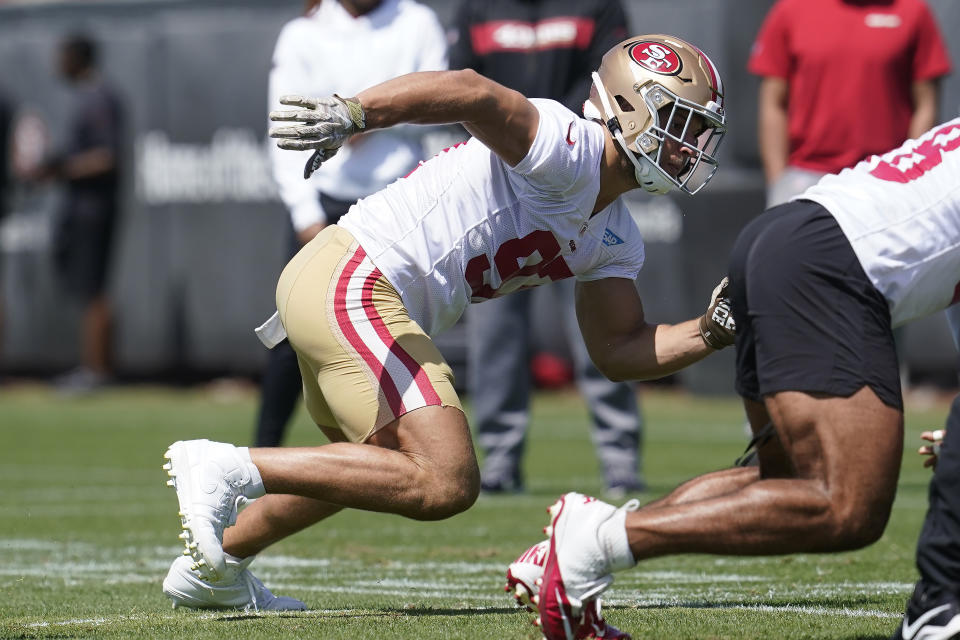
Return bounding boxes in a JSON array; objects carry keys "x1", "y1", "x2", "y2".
[{"x1": 0, "y1": 383, "x2": 951, "y2": 639}]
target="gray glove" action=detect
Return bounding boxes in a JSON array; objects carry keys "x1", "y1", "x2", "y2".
[
  {"x1": 698, "y1": 276, "x2": 736, "y2": 349},
  {"x1": 269, "y1": 94, "x2": 366, "y2": 178}
]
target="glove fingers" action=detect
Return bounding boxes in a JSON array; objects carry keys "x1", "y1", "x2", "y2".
[
  {"x1": 278, "y1": 95, "x2": 317, "y2": 108},
  {"x1": 277, "y1": 139, "x2": 326, "y2": 151},
  {"x1": 269, "y1": 124, "x2": 330, "y2": 140},
  {"x1": 269, "y1": 125, "x2": 305, "y2": 139},
  {"x1": 269, "y1": 109, "x2": 310, "y2": 122}
]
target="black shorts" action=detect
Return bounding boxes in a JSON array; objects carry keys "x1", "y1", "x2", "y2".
[
  {"x1": 53, "y1": 200, "x2": 117, "y2": 302},
  {"x1": 727, "y1": 200, "x2": 902, "y2": 411}
]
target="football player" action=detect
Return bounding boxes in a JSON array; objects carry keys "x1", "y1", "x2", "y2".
[
  {"x1": 160, "y1": 35, "x2": 732, "y2": 628},
  {"x1": 524, "y1": 119, "x2": 960, "y2": 638}
]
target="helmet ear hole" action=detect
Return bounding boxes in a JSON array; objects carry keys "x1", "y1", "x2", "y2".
[{"x1": 614, "y1": 95, "x2": 635, "y2": 112}]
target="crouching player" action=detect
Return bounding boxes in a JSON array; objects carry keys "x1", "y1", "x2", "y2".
[
  {"x1": 517, "y1": 119, "x2": 960, "y2": 639},
  {"x1": 161, "y1": 36, "x2": 733, "y2": 633}
]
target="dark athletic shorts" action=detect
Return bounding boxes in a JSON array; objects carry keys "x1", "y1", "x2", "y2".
[
  {"x1": 727, "y1": 199, "x2": 902, "y2": 411},
  {"x1": 53, "y1": 199, "x2": 117, "y2": 303}
]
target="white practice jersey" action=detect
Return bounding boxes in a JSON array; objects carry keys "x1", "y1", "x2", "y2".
[
  {"x1": 801, "y1": 118, "x2": 960, "y2": 327},
  {"x1": 338, "y1": 99, "x2": 645, "y2": 336}
]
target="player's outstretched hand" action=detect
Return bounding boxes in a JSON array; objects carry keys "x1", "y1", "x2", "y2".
[
  {"x1": 919, "y1": 429, "x2": 944, "y2": 469},
  {"x1": 698, "y1": 276, "x2": 736, "y2": 349},
  {"x1": 269, "y1": 94, "x2": 366, "y2": 178}
]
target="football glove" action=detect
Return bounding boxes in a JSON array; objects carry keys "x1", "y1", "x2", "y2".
[
  {"x1": 269, "y1": 94, "x2": 366, "y2": 178},
  {"x1": 698, "y1": 276, "x2": 736, "y2": 349}
]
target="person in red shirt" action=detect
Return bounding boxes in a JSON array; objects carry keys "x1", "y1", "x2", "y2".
[{"x1": 748, "y1": 0, "x2": 951, "y2": 206}]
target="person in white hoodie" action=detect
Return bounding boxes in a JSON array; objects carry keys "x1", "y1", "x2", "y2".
[
  {"x1": 253, "y1": 0, "x2": 448, "y2": 449},
  {"x1": 161, "y1": 0, "x2": 447, "y2": 611}
]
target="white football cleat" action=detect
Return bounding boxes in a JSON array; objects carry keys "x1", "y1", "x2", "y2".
[
  {"x1": 162, "y1": 439, "x2": 265, "y2": 582},
  {"x1": 507, "y1": 540, "x2": 632, "y2": 639},
  {"x1": 534, "y1": 492, "x2": 638, "y2": 640},
  {"x1": 162, "y1": 554, "x2": 306, "y2": 611}
]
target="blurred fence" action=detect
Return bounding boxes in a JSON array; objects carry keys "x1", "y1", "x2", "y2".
[{"x1": 0, "y1": 0, "x2": 958, "y2": 391}]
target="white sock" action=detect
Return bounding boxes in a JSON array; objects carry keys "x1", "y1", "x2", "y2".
[
  {"x1": 597, "y1": 509, "x2": 636, "y2": 573},
  {"x1": 225, "y1": 552, "x2": 252, "y2": 566},
  {"x1": 237, "y1": 446, "x2": 266, "y2": 498}
]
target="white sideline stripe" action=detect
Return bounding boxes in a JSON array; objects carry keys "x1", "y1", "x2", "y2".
[
  {"x1": 600, "y1": 598, "x2": 901, "y2": 620},
  {"x1": 634, "y1": 570, "x2": 771, "y2": 583},
  {"x1": 0, "y1": 504, "x2": 158, "y2": 517},
  {"x1": 733, "y1": 604, "x2": 900, "y2": 619}
]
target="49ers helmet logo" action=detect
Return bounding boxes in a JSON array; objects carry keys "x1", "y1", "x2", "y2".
[{"x1": 628, "y1": 41, "x2": 682, "y2": 75}]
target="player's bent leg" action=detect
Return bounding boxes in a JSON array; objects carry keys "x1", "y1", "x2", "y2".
[
  {"x1": 620, "y1": 387, "x2": 902, "y2": 559},
  {"x1": 641, "y1": 466, "x2": 759, "y2": 511},
  {"x1": 164, "y1": 406, "x2": 478, "y2": 586},
  {"x1": 763, "y1": 387, "x2": 903, "y2": 551},
  {"x1": 223, "y1": 494, "x2": 344, "y2": 559},
  {"x1": 364, "y1": 405, "x2": 481, "y2": 519},
  {"x1": 250, "y1": 404, "x2": 480, "y2": 521},
  {"x1": 531, "y1": 387, "x2": 902, "y2": 639}
]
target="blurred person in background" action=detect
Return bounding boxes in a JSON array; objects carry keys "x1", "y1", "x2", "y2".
[
  {"x1": 749, "y1": 0, "x2": 951, "y2": 207},
  {"x1": 254, "y1": 0, "x2": 448, "y2": 447},
  {"x1": 21, "y1": 33, "x2": 123, "y2": 394},
  {"x1": 0, "y1": 87, "x2": 10, "y2": 374},
  {"x1": 448, "y1": 0, "x2": 646, "y2": 497},
  {"x1": 0, "y1": 87, "x2": 9, "y2": 213}
]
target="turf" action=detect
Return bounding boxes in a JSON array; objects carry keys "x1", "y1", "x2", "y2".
[{"x1": 0, "y1": 382, "x2": 949, "y2": 639}]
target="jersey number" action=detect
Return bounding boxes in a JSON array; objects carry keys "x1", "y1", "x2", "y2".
[
  {"x1": 870, "y1": 123, "x2": 960, "y2": 183},
  {"x1": 466, "y1": 230, "x2": 573, "y2": 301}
]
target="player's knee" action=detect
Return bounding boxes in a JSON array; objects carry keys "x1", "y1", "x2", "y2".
[
  {"x1": 410, "y1": 463, "x2": 480, "y2": 521},
  {"x1": 829, "y1": 515, "x2": 886, "y2": 550},
  {"x1": 827, "y1": 495, "x2": 893, "y2": 550}
]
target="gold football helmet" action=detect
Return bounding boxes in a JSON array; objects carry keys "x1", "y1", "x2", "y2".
[{"x1": 583, "y1": 35, "x2": 726, "y2": 195}]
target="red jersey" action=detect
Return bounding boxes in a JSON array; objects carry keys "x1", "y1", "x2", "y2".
[{"x1": 748, "y1": 0, "x2": 951, "y2": 174}]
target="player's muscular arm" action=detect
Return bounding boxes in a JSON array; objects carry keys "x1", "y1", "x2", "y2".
[
  {"x1": 270, "y1": 70, "x2": 539, "y2": 169},
  {"x1": 355, "y1": 70, "x2": 538, "y2": 167},
  {"x1": 575, "y1": 278, "x2": 714, "y2": 381}
]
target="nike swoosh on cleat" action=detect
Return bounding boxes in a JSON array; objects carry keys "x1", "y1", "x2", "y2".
[{"x1": 902, "y1": 604, "x2": 952, "y2": 639}]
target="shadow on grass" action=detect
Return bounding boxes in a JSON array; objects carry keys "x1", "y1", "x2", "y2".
[
  {"x1": 380, "y1": 606, "x2": 519, "y2": 617},
  {"x1": 209, "y1": 606, "x2": 519, "y2": 622}
]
